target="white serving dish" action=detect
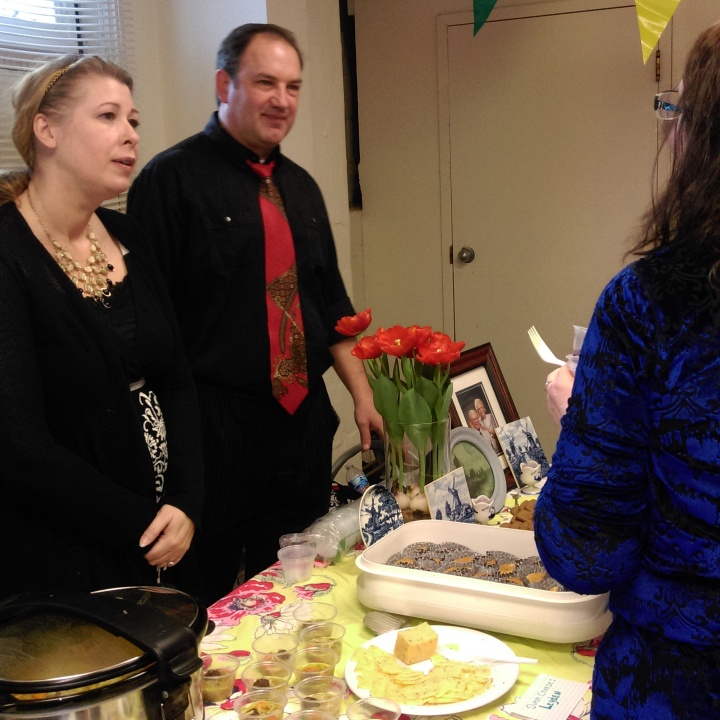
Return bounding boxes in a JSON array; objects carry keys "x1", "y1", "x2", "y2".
[{"x1": 355, "y1": 520, "x2": 611, "y2": 644}]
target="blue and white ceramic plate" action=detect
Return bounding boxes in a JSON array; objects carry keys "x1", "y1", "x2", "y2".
[{"x1": 359, "y1": 485, "x2": 403, "y2": 547}]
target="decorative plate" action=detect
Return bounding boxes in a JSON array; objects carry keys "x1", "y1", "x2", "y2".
[
  {"x1": 449, "y1": 428, "x2": 506, "y2": 517},
  {"x1": 359, "y1": 485, "x2": 403, "y2": 547},
  {"x1": 345, "y1": 624, "x2": 520, "y2": 715}
]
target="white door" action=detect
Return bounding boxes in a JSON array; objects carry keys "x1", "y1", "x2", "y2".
[{"x1": 439, "y1": 3, "x2": 663, "y2": 456}]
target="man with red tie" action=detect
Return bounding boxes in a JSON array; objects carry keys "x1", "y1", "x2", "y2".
[{"x1": 128, "y1": 23, "x2": 381, "y2": 603}]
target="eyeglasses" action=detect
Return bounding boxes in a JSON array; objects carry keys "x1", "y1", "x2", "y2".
[{"x1": 654, "y1": 90, "x2": 682, "y2": 120}]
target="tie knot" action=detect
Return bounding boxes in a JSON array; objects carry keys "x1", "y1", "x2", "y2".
[{"x1": 247, "y1": 159, "x2": 275, "y2": 179}]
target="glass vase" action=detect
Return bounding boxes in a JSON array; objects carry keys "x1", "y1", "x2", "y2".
[{"x1": 383, "y1": 417, "x2": 451, "y2": 521}]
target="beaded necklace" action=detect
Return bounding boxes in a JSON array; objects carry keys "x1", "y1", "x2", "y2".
[{"x1": 27, "y1": 191, "x2": 113, "y2": 306}]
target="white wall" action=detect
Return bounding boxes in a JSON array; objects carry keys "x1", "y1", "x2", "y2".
[
  {"x1": 129, "y1": 0, "x2": 361, "y2": 464},
  {"x1": 130, "y1": 0, "x2": 267, "y2": 166}
]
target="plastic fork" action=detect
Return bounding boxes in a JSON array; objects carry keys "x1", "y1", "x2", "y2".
[
  {"x1": 527, "y1": 326, "x2": 565, "y2": 366},
  {"x1": 437, "y1": 644, "x2": 538, "y2": 665}
]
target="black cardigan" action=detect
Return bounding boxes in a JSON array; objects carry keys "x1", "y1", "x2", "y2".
[{"x1": 0, "y1": 203, "x2": 203, "y2": 597}]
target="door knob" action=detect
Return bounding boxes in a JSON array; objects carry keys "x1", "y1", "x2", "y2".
[{"x1": 457, "y1": 246, "x2": 475, "y2": 264}]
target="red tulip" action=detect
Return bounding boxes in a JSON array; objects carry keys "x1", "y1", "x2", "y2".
[
  {"x1": 374, "y1": 325, "x2": 415, "y2": 357},
  {"x1": 416, "y1": 332, "x2": 465, "y2": 365},
  {"x1": 407, "y1": 325, "x2": 432, "y2": 349},
  {"x1": 352, "y1": 335, "x2": 382, "y2": 360},
  {"x1": 335, "y1": 308, "x2": 372, "y2": 337}
]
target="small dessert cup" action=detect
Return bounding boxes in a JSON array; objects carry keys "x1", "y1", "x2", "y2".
[
  {"x1": 293, "y1": 676, "x2": 346, "y2": 719},
  {"x1": 292, "y1": 602, "x2": 338, "y2": 632},
  {"x1": 288, "y1": 646, "x2": 339, "y2": 684},
  {"x1": 241, "y1": 659, "x2": 293, "y2": 692},
  {"x1": 345, "y1": 697, "x2": 402, "y2": 720},
  {"x1": 252, "y1": 632, "x2": 300, "y2": 663},
  {"x1": 298, "y1": 621, "x2": 346, "y2": 658},
  {"x1": 285, "y1": 711, "x2": 336, "y2": 720},
  {"x1": 234, "y1": 687, "x2": 288, "y2": 720},
  {"x1": 200, "y1": 653, "x2": 241, "y2": 704}
]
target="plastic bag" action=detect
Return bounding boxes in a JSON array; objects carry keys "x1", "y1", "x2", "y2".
[{"x1": 565, "y1": 325, "x2": 587, "y2": 374}]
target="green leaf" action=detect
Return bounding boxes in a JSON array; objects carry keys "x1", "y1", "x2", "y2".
[
  {"x1": 416, "y1": 376, "x2": 439, "y2": 417},
  {"x1": 373, "y1": 374, "x2": 400, "y2": 423},
  {"x1": 398, "y1": 388, "x2": 432, "y2": 426},
  {"x1": 398, "y1": 388, "x2": 433, "y2": 470},
  {"x1": 401, "y1": 356, "x2": 415, "y2": 388},
  {"x1": 435, "y1": 384, "x2": 453, "y2": 420}
]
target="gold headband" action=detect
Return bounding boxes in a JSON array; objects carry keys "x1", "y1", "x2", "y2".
[{"x1": 43, "y1": 66, "x2": 71, "y2": 97}]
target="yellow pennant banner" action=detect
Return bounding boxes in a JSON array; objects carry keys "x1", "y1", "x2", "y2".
[{"x1": 636, "y1": 0, "x2": 682, "y2": 63}]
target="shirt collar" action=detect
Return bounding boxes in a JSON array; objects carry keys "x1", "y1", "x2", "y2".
[{"x1": 204, "y1": 112, "x2": 283, "y2": 166}]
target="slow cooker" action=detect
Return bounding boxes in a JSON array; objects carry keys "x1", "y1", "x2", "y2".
[{"x1": 0, "y1": 586, "x2": 207, "y2": 719}]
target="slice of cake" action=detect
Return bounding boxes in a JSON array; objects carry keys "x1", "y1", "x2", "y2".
[{"x1": 393, "y1": 622, "x2": 438, "y2": 665}]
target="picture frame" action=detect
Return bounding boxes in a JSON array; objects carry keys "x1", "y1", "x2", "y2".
[{"x1": 448, "y1": 343, "x2": 519, "y2": 489}]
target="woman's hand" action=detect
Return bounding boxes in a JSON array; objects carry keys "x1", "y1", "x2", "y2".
[
  {"x1": 545, "y1": 364, "x2": 575, "y2": 427},
  {"x1": 139, "y1": 504, "x2": 195, "y2": 568}
]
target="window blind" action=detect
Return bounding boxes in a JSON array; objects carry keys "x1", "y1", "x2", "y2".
[{"x1": 0, "y1": 0, "x2": 134, "y2": 211}]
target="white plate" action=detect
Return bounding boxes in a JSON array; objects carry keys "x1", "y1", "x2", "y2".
[
  {"x1": 359, "y1": 485, "x2": 403, "y2": 547},
  {"x1": 345, "y1": 624, "x2": 519, "y2": 716}
]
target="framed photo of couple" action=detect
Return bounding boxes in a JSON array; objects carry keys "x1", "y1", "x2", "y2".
[{"x1": 448, "y1": 343, "x2": 519, "y2": 490}]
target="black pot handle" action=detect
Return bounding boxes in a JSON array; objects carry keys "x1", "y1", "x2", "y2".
[{"x1": 0, "y1": 591, "x2": 202, "y2": 688}]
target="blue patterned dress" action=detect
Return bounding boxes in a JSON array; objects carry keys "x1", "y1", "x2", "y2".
[{"x1": 534, "y1": 242, "x2": 720, "y2": 719}]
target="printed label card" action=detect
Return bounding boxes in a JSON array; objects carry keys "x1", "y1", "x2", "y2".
[{"x1": 502, "y1": 673, "x2": 590, "y2": 720}]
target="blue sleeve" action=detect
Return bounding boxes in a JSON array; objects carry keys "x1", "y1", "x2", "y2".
[{"x1": 534, "y1": 267, "x2": 654, "y2": 595}]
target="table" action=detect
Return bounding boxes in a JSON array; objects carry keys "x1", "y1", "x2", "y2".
[{"x1": 201, "y1": 503, "x2": 598, "y2": 720}]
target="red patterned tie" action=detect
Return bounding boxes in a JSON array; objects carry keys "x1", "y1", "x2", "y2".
[{"x1": 247, "y1": 160, "x2": 308, "y2": 414}]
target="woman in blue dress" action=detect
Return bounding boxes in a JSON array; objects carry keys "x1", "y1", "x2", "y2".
[{"x1": 534, "y1": 22, "x2": 720, "y2": 720}]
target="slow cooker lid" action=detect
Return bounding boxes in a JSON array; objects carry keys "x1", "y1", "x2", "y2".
[
  {"x1": 0, "y1": 588, "x2": 202, "y2": 696},
  {"x1": 0, "y1": 610, "x2": 145, "y2": 686},
  {"x1": 93, "y1": 586, "x2": 207, "y2": 641}
]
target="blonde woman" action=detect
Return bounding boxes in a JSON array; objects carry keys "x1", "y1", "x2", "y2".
[{"x1": 0, "y1": 55, "x2": 204, "y2": 599}]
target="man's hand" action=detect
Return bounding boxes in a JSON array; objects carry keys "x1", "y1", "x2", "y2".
[{"x1": 331, "y1": 338, "x2": 383, "y2": 449}]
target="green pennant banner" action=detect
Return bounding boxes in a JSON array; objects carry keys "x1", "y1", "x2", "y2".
[{"x1": 473, "y1": 0, "x2": 499, "y2": 36}]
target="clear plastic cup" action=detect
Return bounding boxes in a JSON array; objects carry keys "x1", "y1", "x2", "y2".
[
  {"x1": 234, "y1": 687, "x2": 288, "y2": 720},
  {"x1": 292, "y1": 602, "x2": 338, "y2": 632},
  {"x1": 288, "y1": 646, "x2": 339, "y2": 684},
  {"x1": 299, "y1": 621, "x2": 346, "y2": 658},
  {"x1": 293, "y1": 676, "x2": 346, "y2": 718},
  {"x1": 345, "y1": 697, "x2": 402, "y2": 720},
  {"x1": 279, "y1": 533, "x2": 333, "y2": 568},
  {"x1": 277, "y1": 544, "x2": 316, "y2": 584},
  {"x1": 240, "y1": 658, "x2": 293, "y2": 692},
  {"x1": 285, "y1": 711, "x2": 335, "y2": 720},
  {"x1": 252, "y1": 632, "x2": 300, "y2": 663},
  {"x1": 200, "y1": 653, "x2": 241, "y2": 703},
  {"x1": 279, "y1": 532, "x2": 310, "y2": 548}
]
